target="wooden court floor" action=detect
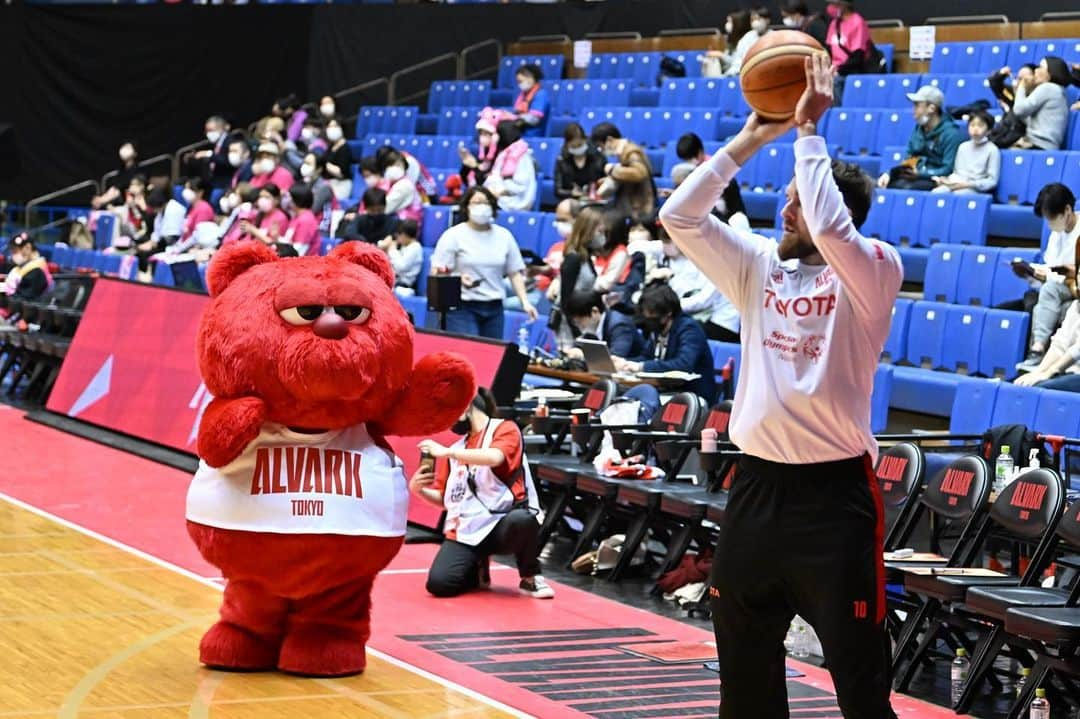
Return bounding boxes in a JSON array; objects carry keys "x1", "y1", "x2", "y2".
[{"x1": 0, "y1": 499, "x2": 517, "y2": 719}]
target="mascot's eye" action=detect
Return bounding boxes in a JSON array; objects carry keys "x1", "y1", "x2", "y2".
[
  {"x1": 279, "y1": 305, "x2": 324, "y2": 325},
  {"x1": 334, "y1": 305, "x2": 371, "y2": 324}
]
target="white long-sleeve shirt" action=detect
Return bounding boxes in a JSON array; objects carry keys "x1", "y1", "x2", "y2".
[
  {"x1": 667, "y1": 254, "x2": 740, "y2": 333},
  {"x1": 660, "y1": 136, "x2": 903, "y2": 464}
]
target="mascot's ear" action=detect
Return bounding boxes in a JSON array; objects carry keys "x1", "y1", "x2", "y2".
[
  {"x1": 206, "y1": 241, "x2": 278, "y2": 297},
  {"x1": 330, "y1": 241, "x2": 395, "y2": 289}
]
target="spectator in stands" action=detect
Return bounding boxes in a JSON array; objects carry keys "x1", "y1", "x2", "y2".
[
  {"x1": 134, "y1": 188, "x2": 179, "y2": 277},
  {"x1": 92, "y1": 140, "x2": 140, "y2": 209},
  {"x1": 359, "y1": 156, "x2": 381, "y2": 192},
  {"x1": 249, "y1": 143, "x2": 295, "y2": 192},
  {"x1": 283, "y1": 184, "x2": 320, "y2": 256},
  {"x1": 1000, "y1": 56, "x2": 1072, "y2": 150},
  {"x1": 111, "y1": 173, "x2": 153, "y2": 250},
  {"x1": 593, "y1": 213, "x2": 632, "y2": 296},
  {"x1": 931, "y1": 110, "x2": 1001, "y2": 195},
  {"x1": 286, "y1": 116, "x2": 328, "y2": 173},
  {"x1": 299, "y1": 153, "x2": 337, "y2": 222},
  {"x1": 591, "y1": 122, "x2": 656, "y2": 216},
  {"x1": 185, "y1": 115, "x2": 236, "y2": 190},
  {"x1": 601, "y1": 214, "x2": 649, "y2": 313},
  {"x1": 1018, "y1": 183, "x2": 1079, "y2": 369},
  {"x1": 380, "y1": 150, "x2": 424, "y2": 225},
  {"x1": 431, "y1": 186, "x2": 537, "y2": 338},
  {"x1": 564, "y1": 290, "x2": 645, "y2": 359},
  {"x1": 614, "y1": 283, "x2": 717, "y2": 403},
  {"x1": 989, "y1": 62, "x2": 1037, "y2": 112},
  {"x1": 551, "y1": 207, "x2": 604, "y2": 341},
  {"x1": 625, "y1": 215, "x2": 665, "y2": 280},
  {"x1": 669, "y1": 134, "x2": 752, "y2": 233},
  {"x1": 824, "y1": 1, "x2": 871, "y2": 76},
  {"x1": 227, "y1": 138, "x2": 253, "y2": 188},
  {"x1": 533, "y1": 198, "x2": 580, "y2": 302},
  {"x1": 781, "y1": 0, "x2": 828, "y2": 47},
  {"x1": 750, "y1": 6, "x2": 772, "y2": 36},
  {"x1": 554, "y1": 122, "x2": 606, "y2": 201},
  {"x1": 649, "y1": 231, "x2": 740, "y2": 342},
  {"x1": 510, "y1": 64, "x2": 550, "y2": 138},
  {"x1": 1015, "y1": 301, "x2": 1080, "y2": 391},
  {"x1": 3, "y1": 235, "x2": 53, "y2": 301},
  {"x1": 877, "y1": 86, "x2": 961, "y2": 191},
  {"x1": 378, "y1": 219, "x2": 423, "y2": 297},
  {"x1": 458, "y1": 113, "x2": 498, "y2": 189},
  {"x1": 322, "y1": 117, "x2": 353, "y2": 201},
  {"x1": 238, "y1": 183, "x2": 289, "y2": 247},
  {"x1": 411, "y1": 387, "x2": 552, "y2": 600},
  {"x1": 337, "y1": 187, "x2": 399, "y2": 244},
  {"x1": 180, "y1": 177, "x2": 215, "y2": 244},
  {"x1": 319, "y1": 96, "x2": 336, "y2": 121},
  {"x1": 714, "y1": 10, "x2": 756, "y2": 77},
  {"x1": 484, "y1": 121, "x2": 537, "y2": 212}
]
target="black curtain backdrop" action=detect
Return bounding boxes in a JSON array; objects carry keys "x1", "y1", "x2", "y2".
[{"x1": 1, "y1": 0, "x2": 1078, "y2": 204}]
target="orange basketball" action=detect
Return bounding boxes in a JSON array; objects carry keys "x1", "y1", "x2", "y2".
[{"x1": 739, "y1": 30, "x2": 826, "y2": 121}]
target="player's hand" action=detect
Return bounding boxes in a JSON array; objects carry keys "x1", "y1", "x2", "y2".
[
  {"x1": 740, "y1": 112, "x2": 796, "y2": 143},
  {"x1": 794, "y1": 52, "x2": 834, "y2": 127}
]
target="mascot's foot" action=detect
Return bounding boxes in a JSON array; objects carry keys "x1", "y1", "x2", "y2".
[
  {"x1": 199, "y1": 621, "x2": 280, "y2": 672},
  {"x1": 278, "y1": 624, "x2": 367, "y2": 677}
]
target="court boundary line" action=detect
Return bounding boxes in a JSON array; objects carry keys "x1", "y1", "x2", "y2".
[{"x1": 0, "y1": 491, "x2": 534, "y2": 719}]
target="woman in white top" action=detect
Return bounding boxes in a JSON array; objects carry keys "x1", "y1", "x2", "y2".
[
  {"x1": 431, "y1": 186, "x2": 538, "y2": 339},
  {"x1": 484, "y1": 121, "x2": 537, "y2": 212},
  {"x1": 649, "y1": 234, "x2": 740, "y2": 343},
  {"x1": 721, "y1": 11, "x2": 761, "y2": 77},
  {"x1": 380, "y1": 151, "x2": 424, "y2": 225}
]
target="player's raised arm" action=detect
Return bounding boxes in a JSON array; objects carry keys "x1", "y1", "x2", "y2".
[
  {"x1": 792, "y1": 53, "x2": 903, "y2": 322},
  {"x1": 659, "y1": 114, "x2": 792, "y2": 313}
]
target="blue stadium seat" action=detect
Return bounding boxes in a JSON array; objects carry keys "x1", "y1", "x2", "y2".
[
  {"x1": 1027, "y1": 151, "x2": 1067, "y2": 201},
  {"x1": 1041, "y1": 38, "x2": 1080, "y2": 66},
  {"x1": 535, "y1": 212, "x2": 562, "y2": 256},
  {"x1": 51, "y1": 244, "x2": 72, "y2": 270},
  {"x1": 497, "y1": 55, "x2": 563, "y2": 89},
  {"x1": 1033, "y1": 389, "x2": 1080, "y2": 439},
  {"x1": 906, "y1": 301, "x2": 950, "y2": 370},
  {"x1": 882, "y1": 298, "x2": 913, "y2": 363},
  {"x1": 152, "y1": 260, "x2": 173, "y2": 287},
  {"x1": 884, "y1": 191, "x2": 924, "y2": 246},
  {"x1": 71, "y1": 248, "x2": 92, "y2": 270},
  {"x1": 840, "y1": 75, "x2": 875, "y2": 107},
  {"x1": 94, "y1": 214, "x2": 115, "y2": 250},
  {"x1": 991, "y1": 247, "x2": 1041, "y2": 306},
  {"x1": 937, "y1": 75, "x2": 993, "y2": 109},
  {"x1": 502, "y1": 310, "x2": 531, "y2": 343},
  {"x1": 995, "y1": 150, "x2": 1033, "y2": 204},
  {"x1": 875, "y1": 111, "x2": 909, "y2": 153},
  {"x1": 846, "y1": 110, "x2": 881, "y2": 156},
  {"x1": 416, "y1": 247, "x2": 434, "y2": 298},
  {"x1": 589, "y1": 52, "x2": 661, "y2": 86},
  {"x1": 421, "y1": 205, "x2": 452, "y2": 247},
  {"x1": 948, "y1": 194, "x2": 991, "y2": 245},
  {"x1": 979, "y1": 309, "x2": 1030, "y2": 379},
  {"x1": 917, "y1": 195, "x2": 954, "y2": 248},
  {"x1": 823, "y1": 109, "x2": 856, "y2": 154},
  {"x1": 355, "y1": 106, "x2": 418, "y2": 137},
  {"x1": 709, "y1": 341, "x2": 742, "y2": 389},
  {"x1": 955, "y1": 245, "x2": 999, "y2": 306},
  {"x1": 942, "y1": 305, "x2": 988, "y2": 374},
  {"x1": 428, "y1": 81, "x2": 491, "y2": 112},
  {"x1": 980, "y1": 41, "x2": 1011, "y2": 72},
  {"x1": 659, "y1": 78, "x2": 725, "y2": 108},
  {"x1": 860, "y1": 190, "x2": 893, "y2": 241},
  {"x1": 499, "y1": 211, "x2": 544, "y2": 255},
  {"x1": 922, "y1": 244, "x2": 962, "y2": 302},
  {"x1": 1005, "y1": 40, "x2": 1039, "y2": 72},
  {"x1": 101, "y1": 253, "x2": 123, "y2": 276},
  {"x1": 990, "y1": 383, "x2": 1042, "y2": 427},
  {"x1": 1067, "y1": 114, "x2": 1080, "y2": 152},
  {"x1": 530, "y1": 138, "x2": 560, "y2": 178},
  {"x1": 871, "y1": 364, "x2": 893, "y2": 434},
  {"x1": 715, "y1": 78, "x2": 751, "y2": 118},
  {"x1": 930, "y1": 43, "x2": 962, "y2": 73},
  {"x1": 949, "y1": 378, "x2": 1000, "y2": 436},
  {"x1": 947, "y1": 42, "x2": 986, "y2": 73},
  {"x1": 436, "y1": 108, "x2": 478, "y2": 136},
  {"x1": 398, "y1": 294, "x2": 427, "y2": 327}
]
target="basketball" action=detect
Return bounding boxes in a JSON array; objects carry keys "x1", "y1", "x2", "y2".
[{"x1": 739, "y1": 30, "x2": 826, "y2": 121}]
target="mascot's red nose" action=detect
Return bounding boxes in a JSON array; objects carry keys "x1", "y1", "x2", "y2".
[{"x1": 312, "y1": 312, "x2": 350, "y2": 340}]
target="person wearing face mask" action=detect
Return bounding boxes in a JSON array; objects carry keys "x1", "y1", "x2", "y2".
[
  {"x1": 508, "y1": 64, "x2": 550, "y2": 138},
  {"x1": 359, "y1": 156, "x2": 382, "y2": 193},
  {"x1": 2, "y1": 235, "x2": 53, "y2": 302},
  {"x1": 931, "y1": 111, "x2": 1001, "y2": 194},
  {"x1": 377, "y1": 219, "x2": 423, "y2": 297},
  {"x1": 824, "y1": 0, "x2": 871, "y2": 73},
  {"x1": 318, "y1": 95, "x2": 336, "y2": 121},
  {"x1": 110, "y1": 173, "x2": 153, "y2": 250},
  {"x1": 298, "y1": 153, "x2": 338, "y2": 224},
  {"x1": 780, "y1": 0, "x2": 827, "y2": 47},
  {"x1": 226, "y1": 138, "x2": 254, "y2": 188},
  {"x1": 535, "y1": 198, "x2": 580, "y2": 298},
  {"x1": 550, "y1": 207, "x2": 603, "y2": 341},
  {"x1": 218, "y1": 184, "x2": 260, "y2": 247},
  {"x1": 1016, "y1": 183, "x2": 1079, "y2": 370},
  {"x1": 186, "y1": 115, "x2": 236, "y2": 190},
  {"x1": 379, "y1": 151, "x2": 424, "y2": 226},
  {"x1": 612, "y1": 283, "x2": 716, "y2": 403},
  {"x1": 238, "y1": 183, "x2": 289, "y2": 247},
  {"x1": 249, "y1": 143, "x2": 295, "y2": 193},
  {"x1": 591, "y1": 214, "x2": 631, "y2": 295},
  {"x1": 750, "y1": 6, "x2": 773, "y2": 38},
  {"x1": 337, "y1": 187, "x2": 399, "y2": 244},
  {"x1": 410, "y1": 388, "x2": 553, "y2": 600},
  {"x1": 554, "y1": 122, "x2": 606, "y2": 201},
  {"x1": 877, "y1": 85, "x2": 961, "y2": 191},
  {"x1": 92, "y1": 140, "x2": 140, "y2": 209},
  {"x1": 322, "y1": 119, "x2": 354, "y2": 201},
  {"x1": 564, "y1": 290, "x2": 645, "y2": 360},
  {"x1": 282, "y1": 184, "x2": 321, "y2": 256},
  {"x1": 717, "y1": 10, "x2": 757, "y2": 77},
  {"x1": 648, "y1": 233, "x2": 740, "y2": 343},
  {"x1": 176, "y1": 177, "x2": 215, "y2": 247},
  {"x1": 591, "y1": 122, "x2": 656, "y2": 216},
  {"x1": 1003, "y1": 56, "x2": 1072, "y2": 150},
  {"x1": 431, "y1": 186, "x2": 538, "y2": 338},
  {"x1": 458, "y1": 111, "x2": 500, "y2": 188},
  {"x1": 483, "y1": 121, "x2": 537, "y2": 212}
]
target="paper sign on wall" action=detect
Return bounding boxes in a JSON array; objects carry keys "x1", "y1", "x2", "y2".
[
  {"x1": 573, "y1": 40, "x2": 593, "y2": 69},
  {"x1": 909, "y1": 26, "x2": 936, "y2": 61}
]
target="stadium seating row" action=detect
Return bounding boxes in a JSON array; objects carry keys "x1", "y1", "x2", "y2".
[
  {"x1": 922, "y1": 244, "x2": 1041, "y2": 307},
  {"x1": 931, "y1": 38, "x2": 1080, "y2": 75}
]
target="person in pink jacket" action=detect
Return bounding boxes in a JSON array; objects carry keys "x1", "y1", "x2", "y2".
[
  {"x1": 249, "y1": 142, "x2": 295, "y2": 193},
  {"x1": 284, "y1": 184, "x2": 322, "y2": 256},
  {"x1": 180, "y1": 177, "x2": 215, "y2": 243},
  {"x1": 239, "y1": 184, "x2": 289, "y2": 246}
]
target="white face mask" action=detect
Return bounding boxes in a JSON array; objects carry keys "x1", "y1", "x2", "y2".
[
  {"x1": 301, "y1": 127, "x2": 317, "y2": 141},
  {"x1": 326, "y1": 126, "x2": 343, "y2": 143},
  {"x1": 256, "y1": 158, "x2": 276, "y2": 175},
  {"x1": 518, "y1": 79, "x2": 534, "y2": 93},
  {"x1": 568, "y1": 143, "x2": 588, "y2": 157},
  {"x1": 554, "y1": 220, "x2": 572, "y2": 239},
  {"x1": 257, "y1": 197, "x2": 274, "y2": 214},
  {"x1": 119, "y1": 146, "x2": 135, "y2": 162},
  {"x1": 589, "y1": 233, "x2": 606, "y2": 251},
  {"x1": 384, "y1": 165, "x2": 405, "y2": 182},
  {"x1": 724, "y1": 20, "x2": 734, "y2": 34},
  {"x1": 1048, "y1": 214, "x2": 1070, "y2": 233},
  {"x1": 363, "y1": 174, "x2": 380, "y2": 189},
  {"x1": 300, "y1": 163, "x2": 316, "y2": 180},
  {"x1": 751, "y1": 18, "x2": 769, "y2": 33},
  {"x1": 220, "y1": 194, "x2": 236, "y2": 213},
  {"x1": 206, "y1": 130, "x2": 223, "y2": 144},
  {"x1": 181, "y1": 188, "x2": 197, "y2": 204},
  {"x1": 320, "y1": 103, "x2": 336, "y2": 118},
  {"x1": 782, "y1": 15, "x2": 799, "y2": 27},
  {"x1": 468, "y1": 204, "x2": 493, "y2": 226},
  {"x1": 228, "y1": 152, "x2": 244, "y2": 168},
  {"x1": 916, "y1": 113, "x2": 932, "y2": 127}
]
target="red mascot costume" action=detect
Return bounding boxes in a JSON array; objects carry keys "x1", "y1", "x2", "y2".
[{"x1": 186, "y1": 240, "x2": 475, "y2": 677}]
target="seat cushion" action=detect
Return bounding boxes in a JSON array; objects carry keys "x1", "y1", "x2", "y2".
[
  {"x1": 963, "y1": 586, "x2": 1070, "y2": 620},
  {"x1": 904, "y1": 572, "x2": 1018, "y2": 601},
  {"x1": 1005, "y1": 606, "x2": 1080, "y2": 644}
]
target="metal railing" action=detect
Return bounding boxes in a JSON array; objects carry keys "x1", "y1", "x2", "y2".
[
  {"x1": 389, "y1": 52, "x2": 459, "y2": 107},
  {"x1": 1040, "y1": 11, "x2": 1080, "y2": 21},
  {"x1": 460, "y1": 39, "x2": 502, "y2": 82},
  {"x1": 24, "y1": 180, "x2": 99, "y2": 228},
  {"x1": 102, "y1": 153, "x2": 173, "y2": 191},
  {"x1": 172, "y1": 141, "x2": 211, "y2": 183},
  {"x1": 926, "y1": 14, "x2": 1010, "y2": 25},
  {"x1": 867, "y1": 19, "x2": 905, "y2": 28},
  {"x1": 335, "y1": 77, "x2": 389, "y2": 127},
  {"x1": 516, "y1": 34, "x2": 571, "y2": 45},
  {"x1": 584, "y1": 31, "x2": 642, "y2": 40},
  {"x1": 657, "y1": 27, "x2": 722, "y2": 37}
]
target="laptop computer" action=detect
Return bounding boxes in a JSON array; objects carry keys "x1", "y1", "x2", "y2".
[{"x1": 574, "y1": 338, "x2": 617, "y2": 375}]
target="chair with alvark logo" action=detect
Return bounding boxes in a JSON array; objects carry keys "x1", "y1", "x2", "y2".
[{"x1": 875, "y1": 442, "x2": 926, "y2": 550}]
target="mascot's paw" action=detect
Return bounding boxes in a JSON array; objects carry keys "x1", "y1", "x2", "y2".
[
  {"x1": 199, "y1": 621, "x2": 280, "y2": 672},
  {"x1": 278, "y1": 624, "x2": 368, "y2": 677}
]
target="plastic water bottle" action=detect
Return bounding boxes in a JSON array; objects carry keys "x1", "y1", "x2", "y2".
[
  {"x1": 994, "y1": 445, "x2": 1014, "y2": 494},
  {"x1": 951, "y1": 648, "x2": 969, "y2": 705},
  {"x1": 792, "y1": 618, "x2": 810, "y2": 659},
  {"x1": 1017, "y1": 667, "x2": 1030, "y2": 698},
  {"x1": 1030, "y1": 688, "x2": 1050, "y2": 719},
  {"x1": 517, "y1": 326, "x2": 530, "y2": 355}
]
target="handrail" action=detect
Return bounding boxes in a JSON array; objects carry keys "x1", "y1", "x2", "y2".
[
  {"x1": 585, "y1": 31, "x2": 642, "y2": 40},
  {"x1": 657, "y1": 27, "x2": 722, "y2": 37},
  {"x1": 516, "y1": 34, "x2": 571, "y2": 44},
  {"x1": 1039, "y1": 11, "x2": 1080, "y2": 21},
  {"x1": 334, "y1": 76, "x2": 389, "y2": 105},
  {"x1": 388, "y1": 52, "x2": 459, "y2": 106},
  {"x1": 172, "y1": 141, "x2": 210, "y2": 182},
  {"x1": 24, "y1": 180, "x2": 100, "y2": 227},
  {"x1": 926, "y1": 14, "x2": 1009, "y2": 25},
  {"x1": 867, "y1": 19, "x2": 904, "y2": 28},
  {"x1": 103, "y1": 153, "x2": 173, "y2": 190},
  {"x1": 335, "y1": 77, "x2": 390, "y2": 125},
  {"x1": 460, "y1": 38, "x2": 502, "y2": 82}
]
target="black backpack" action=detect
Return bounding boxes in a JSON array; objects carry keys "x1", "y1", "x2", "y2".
[{"x1": 980, "y1": 424, "x2": 1051, "y2": 469}]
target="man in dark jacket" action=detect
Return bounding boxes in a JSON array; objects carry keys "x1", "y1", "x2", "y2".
[
  {"x1": 565, "y1": 290, "x2": 645, "y2": 359},
  {"x1": 878, "y1": 85, "x2": 962, "y2": 190},
  {"x1": 616, "y1": 283, "x2": 717, "y2": 404}
]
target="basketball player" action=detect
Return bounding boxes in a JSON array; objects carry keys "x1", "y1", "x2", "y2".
[{"x1": 659, "y1": 54, "x2": 902, "y2": 718}]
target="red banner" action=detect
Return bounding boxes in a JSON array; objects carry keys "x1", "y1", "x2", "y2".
[{"x1": 47, "y1": 278, "x2": 511, "y2": 528}]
